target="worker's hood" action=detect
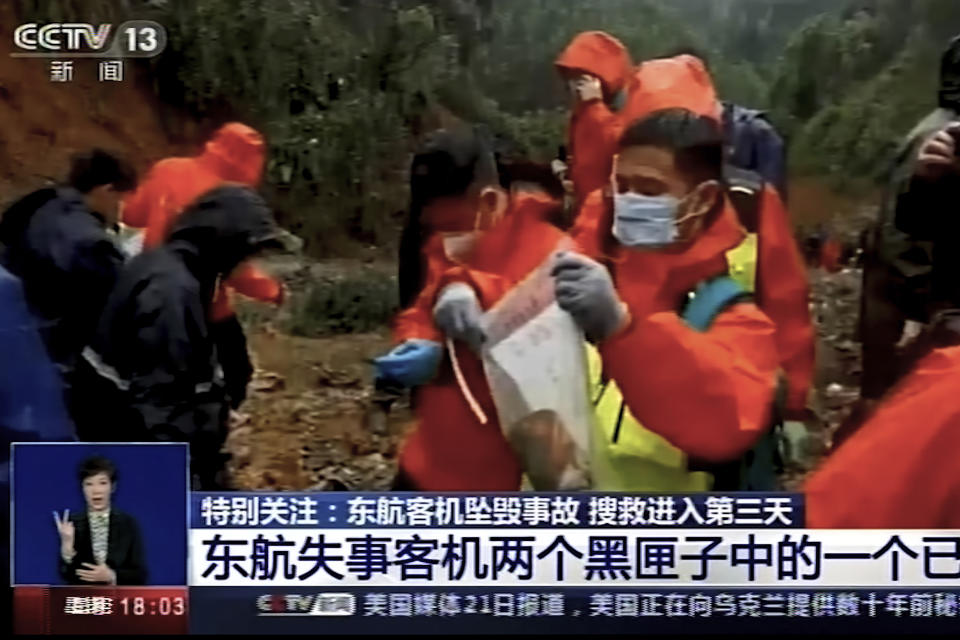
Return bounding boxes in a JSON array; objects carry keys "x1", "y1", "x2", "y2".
[
  {"x1": 621, "y1": 54, "x2": 722, "y2": 127},
  {"x1": 167, "y1": 185, "x2": 282, "y2": 280},
  {"x1": 555, "y1": 31, "x2": 633, "y2": 96},
  {"x1": 198, "y1": 122, "x2": 266, "y2": 187},
  {"x1": 940, "y1": 35, "x2": 960, "y2": 111}
]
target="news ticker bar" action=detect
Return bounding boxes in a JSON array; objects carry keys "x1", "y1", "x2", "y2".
[
  {"x1": 192, "y1": 587, "x2": 960, "y2": 635},
  {"x1": 17, "y1": 586, "x2": 958, "y2": 635},
  {"x1": 188, "y1": 529, "x2": 960, "y2": 588},
  {"x1": 191, "y1": 492, "x2": 804, "y2": 529}
]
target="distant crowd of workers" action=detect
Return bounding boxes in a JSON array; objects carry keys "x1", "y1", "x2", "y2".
[{"x1": 2, "y1": 32, "x2": 960, "y2": 546}]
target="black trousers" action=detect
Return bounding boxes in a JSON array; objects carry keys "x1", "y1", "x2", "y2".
[{"x1": 210, "y1": 315, "x2": 254, "y2": 410}]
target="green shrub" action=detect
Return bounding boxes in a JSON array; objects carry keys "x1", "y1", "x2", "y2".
[{"x1": 286, "y1": 271, "x2": 399, "y2": 337}]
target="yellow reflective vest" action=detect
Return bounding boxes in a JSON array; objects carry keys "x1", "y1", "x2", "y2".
[{"x1": 587, "y1": 233, "x2": 758, "y2": 492}]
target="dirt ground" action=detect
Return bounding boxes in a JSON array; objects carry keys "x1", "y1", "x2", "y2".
[
  {"x1": 227, "y1": 259, "x2": 868, "y2": 493},
  {"x1": 0, "y1": 3, "x2": 193, "y2": 197},
  {"x1": 225, "y1": 329, "x2": 415, "y2": 491}
]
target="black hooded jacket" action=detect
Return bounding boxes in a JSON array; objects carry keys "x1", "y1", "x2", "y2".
[
  {"x1": 0, "y1": 187, "x2": 124, "y2": 373},
  {"x1": 73, "y1": 186, "x2": 280, "y2": 451},
  {"x1": 860, "y1": 35, "x2": 960, "y2": 399},
  {"x1": 888, "y1": 35, "x2": 960, "y2": 315},
  {"x1": 940, "y1": 34, "x2": 960, "y2": 112}
]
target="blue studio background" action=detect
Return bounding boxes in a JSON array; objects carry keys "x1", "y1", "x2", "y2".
[{"x1": 12, "y1": 443, "x2": 188, "y2": 585}]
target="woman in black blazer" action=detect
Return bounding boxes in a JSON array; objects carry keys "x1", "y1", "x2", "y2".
[{"x1": 54, "y1": 456, "x2": 146, "y2": 585}]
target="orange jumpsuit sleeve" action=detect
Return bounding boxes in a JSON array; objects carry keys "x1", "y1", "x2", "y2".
[
  {"x1": 208, "y1": 261, "x2": 282, "y2": 322},
  {"x1": 393, "y1": 285, "x2": 444, "y2": 344},
  {"x1": 121, "y1": 163, "x2": 164, "y2": 229},
  {"x1": 804, "y1": 348, "x2": 960, "y2": 528},
  {"x1": 225, "y1": 261, "x2": 283, "y2": 304},
  {"x1": 392, "y1": 246, "x2": 451, "y2": 344},
  {"x1": 569, "y1": 101, "x2": 622, "y2": 206},
  {"x1": 122, "y1": 160, "x2": 187, "y2": 249},
  {"x1": 756, "y1": 186, "x2": 815, "y2": 416},
  {"x1": 569, "y1": 190, "x2": 610, "y2": 260},
  {"x1": 599, "y1": 303, "x2": 779, "y2": 462}
]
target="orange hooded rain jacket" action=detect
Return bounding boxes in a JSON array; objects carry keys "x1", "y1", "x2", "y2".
[
  {"x1": 578, "y1": 54, "x2": 814, "y2": 417},
  {"x1": 122, "y1": 122, "x2": 282, "y2": 321},
  {"x1": 394, "y1": 192, "x2": 568, "y2": 490},
  {"x1": 575, "y1": 188, "x2": 780, "y2": 462},
  {"x1": 555, "y1": 32, "x2": 635, "y2": 208},
  {"x1": 570, "y1": 54, "x2": 781, "y2": 461}
]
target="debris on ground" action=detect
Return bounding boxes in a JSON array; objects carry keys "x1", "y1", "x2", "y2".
[{"x1": 781, "y1": 264, "x2": 865, "y2": 490}]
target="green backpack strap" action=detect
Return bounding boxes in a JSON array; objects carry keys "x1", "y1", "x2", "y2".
[
  {"x1": 681, "y1": 274, "x2": 781, "y2": 492},
  {"x1": 682, "y1": 275, "x2": 752, "y2": 331}
]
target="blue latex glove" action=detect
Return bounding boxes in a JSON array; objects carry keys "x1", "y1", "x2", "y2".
[
  {"x1": 373, "y1": 339, "x2": 443, "y2": 388},
  {"x1": 552, "y1": 252, "x2": 629, "y2": 343},
  {"x1": 433, "y1": 283, "x2": 486, "y2": 352}
]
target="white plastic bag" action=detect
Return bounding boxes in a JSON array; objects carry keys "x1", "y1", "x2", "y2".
[{"x1": 480, "y1": 245, "x2": 593, "y2": 490}]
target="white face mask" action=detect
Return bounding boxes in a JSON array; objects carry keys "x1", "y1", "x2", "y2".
[
  {"x1": 442, "y1": 231, "x2": 481, "y2": 262},
  {"x1": 609, "y1": 152, "x2": 717, "y2": 247},
  {"x1": 611, "y1": 186, "x2": 714, "y2": 248},
  {"x1": 612, "y1": 192, "x2": 680, "y2": 247}
]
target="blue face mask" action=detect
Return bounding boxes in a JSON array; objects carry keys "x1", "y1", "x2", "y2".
[{"x1": 612, "y1": 192, "x2": 682, "y2": 248}]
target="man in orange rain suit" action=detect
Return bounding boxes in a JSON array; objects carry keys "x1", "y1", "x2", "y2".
[
  {"x1": 375, "y1": 128, "x2": 568, "y2": 491},
  {"x1": 121, "y1": 122, "x2": 283, "y2": 409},
  {"x1": 559, "y1": 59, "x2": 781, "y2": 490},
  {"x1": 805, "y1": 310, "x2": 960, "y2": 528},
  {"x1": 555, "y1": 31, "x2": 635, "y2": 210},
  {"x1": 578, "y1": 54, "x2": 815, "y2": 428}
]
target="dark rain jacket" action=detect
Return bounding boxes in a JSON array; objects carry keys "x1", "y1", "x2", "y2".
[
  {"x1": 0, "y1": 187, "x2": 124, "y2": 376},
  {"x1": 860, "y1": 35, "x2": 960, "y2": 399},
  {"x1": 0, "y1": 263, "x2": 76, "y2": 592},
  {"x1": 722, "y1": 102, "x2": 789, "y2": 201},
  {"x1": 72, "y1": 186, "x2": 281, "y2": 462}
]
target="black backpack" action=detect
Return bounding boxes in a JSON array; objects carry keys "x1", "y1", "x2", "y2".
[
  {"x1": 0, "y1": 187, "x2": 58, "y2": 248},
  {"x1": 724, "y1": 164, "x2": 764, "y2": 233}
]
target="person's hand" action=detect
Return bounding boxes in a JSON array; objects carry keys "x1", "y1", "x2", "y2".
[
  {"x1": 573, "y1": 74, "x2": 603, "y2": 103},
  {"x1": 433, "y1": 283, "x2": 486, "y2": 352},
  {"x1": 916, "y1": 122, "x2": 960, "y2": 179},
  {"x1": 76, "y1": 562, "x2": 116, "y2": 584},
  {"x1": 552, "y1": 252, "x2": 629, "y2": 343},
  {"x1": 53, "y1": 510, "x2": 75, "y2": 557},
  {"x1": 374, "y1": 339, "x2": 443, "y2": 387}
]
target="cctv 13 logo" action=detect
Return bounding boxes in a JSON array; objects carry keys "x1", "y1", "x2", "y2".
[{"x1": 13, "y1": 21, "x2": 167, "y2": 58}]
